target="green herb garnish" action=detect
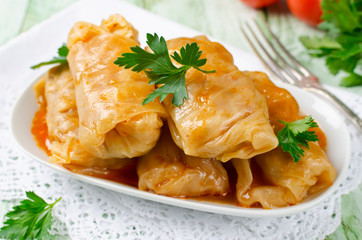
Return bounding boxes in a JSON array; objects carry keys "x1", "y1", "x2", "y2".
[
  {"x1": 299, "y1": 0, "x2": 362, "y2": 87},
  {"x1": 277, "y1": 116, "x2": 319, "y2": 163},
  {"x1": 31, "y1": 44, "x2": 69, "y2": 69},
  {"x1": 114, "y1": 33, "x2": 215, "y2": 106},
  {"x1": 0, "y1": 191, "x2": 62, "y2": 240}
]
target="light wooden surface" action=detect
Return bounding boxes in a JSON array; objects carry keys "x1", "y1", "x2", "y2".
[{"x1": 1, "y1": 0, "x2": 361, "y2": 239}]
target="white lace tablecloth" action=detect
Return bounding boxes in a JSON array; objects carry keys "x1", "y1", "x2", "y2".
[{"x1": 1, "y1": 0, "x2": 362, "y2": 238}]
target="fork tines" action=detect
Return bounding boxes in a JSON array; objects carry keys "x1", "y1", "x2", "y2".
[{"x1": 240, "y1": 19, "x2": 317, "y2": 86}]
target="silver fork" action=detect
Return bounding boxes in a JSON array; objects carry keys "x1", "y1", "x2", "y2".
[{"x1": 240, "y1": 19, "x2": 362, "y2": 131}]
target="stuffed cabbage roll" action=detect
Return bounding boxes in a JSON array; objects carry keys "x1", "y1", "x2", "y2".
[
  {"x1": 232, "y1": 143, "x2": 335, "y2": 208},
  {"x1": 163, "y1": 36, "x2": 278, "y2": 162},
  {"x1": 67, "y1": 14, "x2": 167, "y2": 159},
  {"x1": 232, "y1": 72, "x2": 336, "y2": 208},
  {"x1": 45, "y1": 64, "x2": 133, "y2": 169},
  {"x1": 245, "y1": 71, "x2": 328, "y2": 146},
  {"x1": 137, "y1": 127, "x2": 230, "y2": 197}
]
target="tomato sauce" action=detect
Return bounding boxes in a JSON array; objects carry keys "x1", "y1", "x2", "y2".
[
  {"x1": 63, "y1": 162, "x2": 139, "y2": 187},
  {"x1": 31, "y1": 79, "x2": 51, "y2": 155}
]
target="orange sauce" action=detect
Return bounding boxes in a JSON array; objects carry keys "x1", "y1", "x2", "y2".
[
  {"x1": 31, "y1": 80, "x2": 51, "y2": 155},
  {"x1": 63, "y1": 162, "x2": 139, "y2": 187},
  {"x1": 195, "y1": 192, "x2": 237, "y2": 205},
  {"x1": 32, "y1": 107, "x2": 50, "y2": 155}
]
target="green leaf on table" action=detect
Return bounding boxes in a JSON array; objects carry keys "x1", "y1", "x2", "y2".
[
  {"x1": 299, "y1": 36, "x2": 341, "y2": 51},
  {"x1": 277, "y1": 116, "x2": 319, "y2": 163},
  {"x1": 31, "y1": 44, "x2": 69, "y2": 69},
  {"x1": 341, "y1": 73, "x2": 362, "y2": 87},
  {"x1": 114, "y1": 33, "x2": 215, "y2": 106},
  {"x1": 299, "y1": 36, "x2": 341, "y2": 57},
  {"x1": 321, "y1": 0, "x2": 362, "y2": 34},
  {"x1": 326, "y1": 55, "x2": 359, "y2": 75},
  {"x1": 300, "y1": 0, "x2": 362, "y2": 87},
  {"x1": 0, "y1": 191, "x2": 62, "y2": 240}
]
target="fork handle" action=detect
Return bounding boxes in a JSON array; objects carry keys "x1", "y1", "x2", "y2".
[{"x1": 307, "y1": 87, "x2": 362, "y2": 131}]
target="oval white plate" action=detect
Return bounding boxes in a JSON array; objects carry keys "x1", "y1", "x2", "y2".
[
  {"x1": 10, "y1": 76, "x2": 350, "y2": 218},
  {"x1": 8, "y1": 0, "x2": 350, "y2": 218}
]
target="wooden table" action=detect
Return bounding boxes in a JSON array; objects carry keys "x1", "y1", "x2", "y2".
[{"x1": 1, "y1": 0, "x2": 361, "y2": 239}]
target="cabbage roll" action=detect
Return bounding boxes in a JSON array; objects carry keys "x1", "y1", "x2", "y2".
[
  {"x1": 232, "y1": 72, "x2": 336, "y2": 208},
  {"x1": 67, "y1": 14, "x2": 167, "y2": 158},
  {"x1": 233, "y1": 143, "x2": 335, "y2": 208},
  {"x1": 45, "y1": 64, "x2": 133, "y2": 169},
  {"x1": 138, "y1": 127, "x2": 230, "y2": 197},
  {"x1": 163, "y1": 36, "x2": 278, "y2": 162},
  {"x1": 245, "y1": 71, "x2": 328, "y2": 146}
]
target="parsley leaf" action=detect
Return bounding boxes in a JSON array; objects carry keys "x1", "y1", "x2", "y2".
[
  {"x1": 277, "y1": 116, "x2": 319, "y2": 163},
  {"x1": 114, "y1": 33, "x2": 215, "y2": 106},
  {"x1": 299, "y1": 0, "x2": 362, "y2": 87},
  {"x1": 31, "y1": 44, "x2": 69, "y2": 69},
  {"x1": 0, "y1": 191, "x2": 61, "y2": 240},
  {"x1": 340, "y1": 72, "x2": 362, "y2": 87}
]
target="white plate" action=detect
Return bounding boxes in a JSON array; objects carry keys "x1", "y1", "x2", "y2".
[{"x1": 8, "y1": 0, "x2": 350, "y2": 217}]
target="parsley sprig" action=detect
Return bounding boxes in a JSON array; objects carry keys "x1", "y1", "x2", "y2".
[
  {"x1": 114, "y1": 33, "x2": 215, "y2": 106},
  {"x1": 0, "y1": 191, "x2": 61, "y2": 240},
  {"x1": 31, "y1": 44, "x2": 69, "y2": 69},
  {"x1": 277, "y1": 116, "x2": 319, "y2": 163},
  {"x1": 299, "y1": 0, "x2": 362, "y2": 87}
]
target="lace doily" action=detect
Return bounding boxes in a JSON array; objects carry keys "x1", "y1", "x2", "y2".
[{"x1": 0, "y1": 72, "x2": 362, "y2": 239}]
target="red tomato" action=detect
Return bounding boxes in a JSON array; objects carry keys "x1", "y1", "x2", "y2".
[
  {"x1": 241, "y1": 0, "x2": 280, "y2": 8},
  {"x1": 287, "y1": 0, "x2": 323, "y2": 26}
]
